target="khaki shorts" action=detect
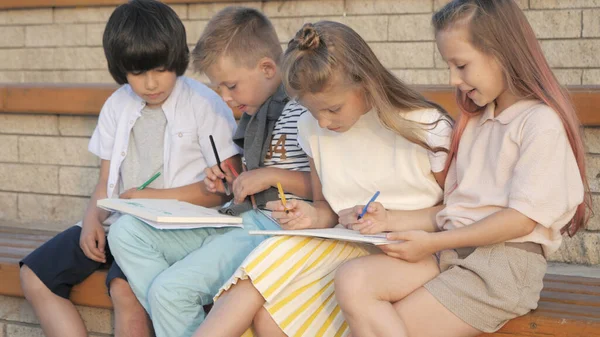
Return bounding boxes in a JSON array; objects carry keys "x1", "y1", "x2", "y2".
[{"x1": 424, "y1": 242, "x2": 547, "y2": 333}]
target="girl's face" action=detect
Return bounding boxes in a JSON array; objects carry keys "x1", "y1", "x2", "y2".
[
  {"x1": 436, "y1": 25, "x2": 517, "y2": 114},
  {"x1": 299, "y1": 75, "x2": 371, "y2": 133}
]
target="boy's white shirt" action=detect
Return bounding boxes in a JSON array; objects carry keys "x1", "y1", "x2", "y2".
[{"x1": 86, "y1": 76, "x2": 239, "y2": 226}]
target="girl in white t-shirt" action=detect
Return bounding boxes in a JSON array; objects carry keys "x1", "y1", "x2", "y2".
[
  {"x1": 193, "y1": 21, "x2": 452, "y2": 337},
  {"x1": 335, "y1": 1, "x2": 590, "y2": 336}
]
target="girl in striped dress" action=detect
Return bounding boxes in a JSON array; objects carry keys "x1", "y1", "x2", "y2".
[{"x1": 193, "y1": 21, "x2": 453, "y2": 337}]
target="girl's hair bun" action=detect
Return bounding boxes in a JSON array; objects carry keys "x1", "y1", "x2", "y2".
[{"x1": 296, "y1": 23, "x2": 320, "y2": 50}]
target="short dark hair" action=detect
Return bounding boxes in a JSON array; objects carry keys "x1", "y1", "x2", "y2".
[{"x1": 103, "y1": 0, "x2": 189, "y2": 84}]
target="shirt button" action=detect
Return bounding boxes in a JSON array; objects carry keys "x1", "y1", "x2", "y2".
[
  {"x1": 121, "y1": 151, "x2": 126, "y2": 156},
  {"x1": 109, "y1": 183, "x2": 114, "y2": 188},
  {"x1": 178, "y1": 132, "x2": 183, "y2": 138}
]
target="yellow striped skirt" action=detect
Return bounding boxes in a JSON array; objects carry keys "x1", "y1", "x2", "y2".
[{"x1": 215, "y1": 235, "x2": 377, "y2": 337}]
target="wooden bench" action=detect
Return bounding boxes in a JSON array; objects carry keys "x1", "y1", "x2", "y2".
[{"x1": 1, "y1": 226, "x2": 599, "y2": 336}]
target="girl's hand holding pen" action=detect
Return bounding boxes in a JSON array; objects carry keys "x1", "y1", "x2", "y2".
[
  {"x1": 266, "y1": 199, "x2": 318, "y2": 230},
  {"x1": 338, "y1": 201, "x2": 389, "y2": 234}
]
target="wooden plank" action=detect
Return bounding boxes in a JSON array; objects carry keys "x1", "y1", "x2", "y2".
[
  {"x1": 0, "y1": 246, "x2": 35, "y2": 260},
  {"x1": 540, "y1": 289, "x2": 600, "y2": 307},
  {"x1": 482, "y1": 314, "x2": 600, "y2": 337},
  {"x1": 544, "y1": 274, "x2": 600, "y2": 287},
  {"x1": 0, "y1": 237, "x2": 46, "y2": 249},
  {"x1": 536, "y1": 300, "x2": 600, "y2": 320},
  {"x1": 0, "y1": 0, "x2": 255, "y2": 9}
]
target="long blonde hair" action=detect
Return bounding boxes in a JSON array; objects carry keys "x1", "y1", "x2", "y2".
[
  {"x1": 281, "y1": 21, "x2": 452, "y2": 154},
  {"x1": 433, "y1": 0, "x2": 590, "y2": 235}
]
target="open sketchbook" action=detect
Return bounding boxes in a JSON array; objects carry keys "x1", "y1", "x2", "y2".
[
  {"x1": 97, "y1": 198, "x2": 243, "y2": 230},
  {"x1": 249, "y1": 227, "x2": 402, "y2": 245}
]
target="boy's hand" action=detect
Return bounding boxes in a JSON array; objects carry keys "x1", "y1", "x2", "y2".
[
  {"x1": 232, "y1": 168, "x2": 271, "y2": 204},
  {"x1": 338, "y1": 202, "x2": 389, "y2": 234},
  {"x1": 379, "y1": 230, "x2": 435, "y2": 263},
  {"x1": 79, "y1": 220, "x2": 107, "y2": 263},
  {"x1": 203, "y1": 162, "x2": 235, "y2": 194},
  {"x1": 266, "y1": 199, "x2": 318, "y2": 230}
]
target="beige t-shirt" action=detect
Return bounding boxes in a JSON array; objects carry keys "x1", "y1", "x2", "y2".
[
  {"x1": 436, "y1": 100, "x2": 584, "y2": 255},
  {"x1": 298, "y1": 108, "x2": 452, "y2": 214}
]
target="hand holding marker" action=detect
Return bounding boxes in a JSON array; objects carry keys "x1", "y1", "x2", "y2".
[
  {"x1": 209, "y1": 135, "x2": 231, "y2": 195},
  {"x1": 357, "y1": 191, "x2": 380, "y2": 220}
]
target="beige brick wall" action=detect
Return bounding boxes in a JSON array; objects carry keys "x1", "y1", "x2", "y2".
[
  {"x1": 0, "y1": 0, "x2": 599, "y2": 85},
  {"x1": 0, "y1": 295, "x2": 113, "y2": 337}
]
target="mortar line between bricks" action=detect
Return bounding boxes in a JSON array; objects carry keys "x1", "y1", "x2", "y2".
[
  {"x1": 0, "y1": 190, "x2": 92, "y2": 198},
  {"x1": 0, "y1": 162, "x2": 99, "y2": 169}
]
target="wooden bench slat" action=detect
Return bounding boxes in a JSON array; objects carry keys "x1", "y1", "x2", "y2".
[
  {"x1": 0, "y1": 237, "x2": 50, "y2": 249},
  {"x1": 486, "y1": 313, "x2": 600, "y2": 336},
  {"x1": 545, "y1": 274, "x2": 600, "y2": 287},
  {"x1": 541, "y1": 289, "x2": 600, "y2": 307},
  {"x1": 0, "y1": 246, "x2": 35, "y2": 259},
  {"x1": 537, "y1": 300, "x2": 600, "y2": 319},
  {"x1": 542, "y1": 281, "x2": 600, "y2": 297}
]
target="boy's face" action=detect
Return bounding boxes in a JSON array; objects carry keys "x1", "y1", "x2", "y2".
[
  {"x1": 206, "y1": 56, "x2": 279, "y2": 115},
  {"x1": 126, "y1": 69, "x2": 177, "y2": 109}
]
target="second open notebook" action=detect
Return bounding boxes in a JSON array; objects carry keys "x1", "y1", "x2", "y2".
[
  {"x1": 248, "y1": 227, "x2": 402, "y2": 245},
  {"x1": 97, "y1": 198, "x2": 243, "y2": 230}
]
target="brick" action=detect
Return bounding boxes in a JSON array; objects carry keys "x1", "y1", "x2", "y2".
[
  {"x1": 392, "y1": 69, "x2": 449, "y2": 85},
  {"x1": 18, "y1": 194, "x2": 88, "y2": 229},
  {"x1": 263, "y1": 0, "x2": 344, "y2": 17},
  {"x1": 531, "y1": 0, "x2": 600, "y2": 9},
  {"x1": 60, "y1": 167, "x2": 100, "y2": 196},
  {"x1": 22, "y1": 48, "x2": 55, "y2": 70},
  {"x1": 435, "y1": 0, "x2": 528, "y2": 10},
  {"x1": 271, "y1": 17, "x2": 310, "y2": 43},
  {"x1": 59, "y1": 116, "x2": 99, "y2": 137},
  {"x1": 184, "y1": 20, "x2": 208, "y2": 45},
  {"x1": 541, "y1": 40, "x2": 600, "y2": 67},
  {"x1": 371, "y1": 42, "x2": 434, "y2": 68},
  {"x1": 53, "y1": 48, "x2": 107, "y2": 70},
  {"x1": 547, "y1": 231, "x2": 600, "y2": 265},
  {"x1": 0, "y1": 322, "x2": 3, "y2": 337},
  {"x1": 0, "y1": 295, "x2": 39, "y2": 324},
  {"x1": 170, "y1": 4, "x2": 188, "y2": 20},
  {"x1": 86, "y1": 23, "x2": 105, "y2": 47},
  {"x1": 0, "y1": 163, "x2": 58, "y2": 194},
  {"x1": 584, "y1": 128, "x2": 600, "y2": 154},
  {"x1": 188, "y1": 2, "x2": 262, "y2": 20},
  {"x1": 22, "y1": 71, "x2": 87, "y2": 83},
  {"x1": 583, "y1": 69, "x2": 600, "y2": 85},
  {"x1": 586, "y1": 154, "x2": 600, "y2": 193},
  {"x1": 587, "y1": 194, "x2": 600, "y2": 230},
  {"x1": 86, "y1": 70, "x2": 115, "y2": 83},
  {"x1": 434, "y1": 46, "x2": 447, "y2": 69},
  {"x1": 346, "y1": 0, "x2": 432, "y2": 14},
  {"x1": 525, "y1": 10, "x2": 581, "y2": 39},
  {"x1": 0, "y1": 9, "x2": 52, "y2": 25},
  {"x1": 25, "y1": 24, "x2": 86, "y2": 47},
  {"x1": 78, "y1": 306, "x2": 114, "y2": 334},
  {"x1": 583, "y1": 9, "x2": 600, "y2": 37},
  {"x1": 0, "y1": 135, "x2": 18, "y2": 162},
  {"x1": 0, "y1": 27, "x2": 24, "y2": 48},
  {"x1": 552, "y1": 69, "x2": 582, "y2": 85},
  {"x1": 389, "y1": 14, "x2": 434, "y2": 41},
  {"x1": 19, "y1": 137, "x2": 98, "y2": 167},
  {"x1": 0, "y1": 71, "x2": 23, "y2": 82},
  {"x1": 309, "y1": 15, "x2": 389, "y2": 42},
  {"x1": 54, "y1": 6, "x2": 116, "y2": 23},
  {"x1": 0, "y1": 49, "x2": 26, "y2": 70},
  {"x1": 0, "y1": 192, "x2": 17, "y2": 221},
  {"x1": 0, "y1": 114, "x2": 58, "y2": 135},
  {"x1": 6, "y1": 324, "x2": 44, "y2": 337}
]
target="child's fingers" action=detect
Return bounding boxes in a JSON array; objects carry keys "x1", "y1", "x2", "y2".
[
  {"x1": 96, "y1": 231, "x2": 106, "y2": 254},
  {"x1": 211, "y1": 165, "x2": 225, "y2": 179},
  {"x1": 82, "y1": 237, "x2": 104, "y2": 262},
  {"x1": 265, "y1": 200, "x2": 284, "y2": 211}
]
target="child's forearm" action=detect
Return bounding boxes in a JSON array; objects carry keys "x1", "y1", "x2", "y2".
[
  {"x1": 429, "y1": 208, "x2": 537, "y2": 251},
  {"x1": 386, "y1": 205, "x2": 444, "y2": 232},
  {"x1": 263, "y1": 168, "x2": 312, "y2": 200},
  {"x1": 143, "y1": 182, "x2": 231, "y2": 207},
  {"x1": 84, "y1": 184, "x2": 111, "y2": 227},
  {"x1": 312, "y1": 200, "x2": 339, "y2": 229}
]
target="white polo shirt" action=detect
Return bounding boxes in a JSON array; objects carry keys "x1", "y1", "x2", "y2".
[{"x1": 89, "y1": 76, "x2": 239, "y2": 199}]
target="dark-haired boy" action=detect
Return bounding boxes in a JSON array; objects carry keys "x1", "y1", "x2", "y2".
[{"x1": 18, "y1": 1, "x2": 239, "y2": 336}]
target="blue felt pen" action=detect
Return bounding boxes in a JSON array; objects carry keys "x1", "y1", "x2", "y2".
[{"x1": 357, "y1": 191, "x2": 380, "y2": 220}]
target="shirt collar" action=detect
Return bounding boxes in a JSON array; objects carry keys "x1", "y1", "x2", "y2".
[{"x1": 478, "y1": 99, "x2": 541, "y2": 126}]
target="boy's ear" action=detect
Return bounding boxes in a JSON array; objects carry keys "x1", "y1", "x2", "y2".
[{"x1": 257, "y1": 57, "x2": 278, "y2": 79}]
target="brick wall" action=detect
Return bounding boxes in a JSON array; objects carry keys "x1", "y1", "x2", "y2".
[{"x1": 0, "y1": 0, "x2": 600, "y2": 85}]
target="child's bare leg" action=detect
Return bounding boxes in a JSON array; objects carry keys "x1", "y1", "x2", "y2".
[
  {"x1": 193, "y1": 279, "x2": 264, "y2": 337},
  {"x1": 20, "y1": 265, "x2": 88, "y2": 337},
  {"x1": 253, "y1": 307, "x2": 286, "y2": 337},
  {"x1": 334, "y1": 254, "x2": 439, "y2": 337},
  {"x1": 110, "y1": 278, "x2": 154, "y2": 337},
  {"x1": 393, "y1": 287, "x2": 480, "y2": 337}
]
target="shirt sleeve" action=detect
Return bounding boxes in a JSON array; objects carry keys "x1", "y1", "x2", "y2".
[
  {"x1": 508, "y1": 109, "x2": 584, "y2": 228},
  {"x1": 88, "y1": 95, "x2": 118, "y2": 160},
  {"x1": 422, "y1": 109, "x2": 453, "y2": 173},
  {"x1": 297, "y1": 110, "x2": 315, "y2": 158},
  {"x1": 197, "y1": 96, "x2": 240, "y2": 166}
]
